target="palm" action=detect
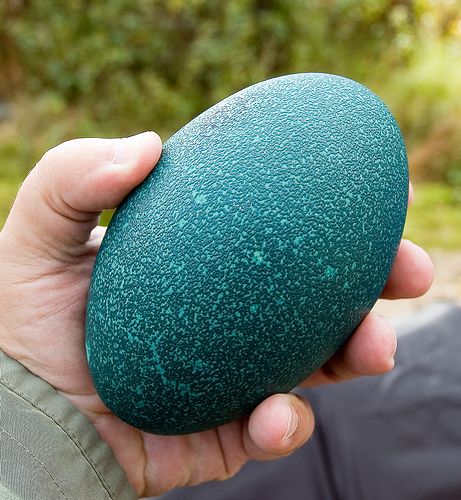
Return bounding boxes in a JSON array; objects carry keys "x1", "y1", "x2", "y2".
[
  {"x1": 0, "y1": 134, "x2": 432, "y2": 498},
  {"x1": 0, "y1": 230, "x2": 254, "y2": 495}
]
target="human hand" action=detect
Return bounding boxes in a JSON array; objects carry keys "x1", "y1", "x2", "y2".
[{"x1": 0, "y1": 132, "x2": 433, "y2": 496}]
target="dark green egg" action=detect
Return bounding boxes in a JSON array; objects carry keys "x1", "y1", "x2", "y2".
[{"x1": 85, "y1": 73, "x2": 408, "y2": 435}]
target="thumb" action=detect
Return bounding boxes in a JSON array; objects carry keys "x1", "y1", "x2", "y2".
[{"x1": 2, "y1": 131, "x2": 161, "y2": 259}]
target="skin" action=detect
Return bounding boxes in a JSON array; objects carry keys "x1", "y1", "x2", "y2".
[{"x1": 0, "y1": 132, "x2": 434, "y2": 497}]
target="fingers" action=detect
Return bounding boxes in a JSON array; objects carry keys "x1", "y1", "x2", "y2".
[
  {"x1": 381, "y1": 239, "x2": 434, "y2": 299},
  {"x1": 301, "y1": 311, "x2": 397, "y2": 387},
  {"x1": 2, "y1": 132, "x2": 162, "y2": 260},
  {"x1": 211, "y1": 182, "x2": 422, "y2": 472},
  {"x1": 129, "y1": 393, "x2": 315, "y2": 496},
  {"x1": 381, "y1": 182, "x2": 433, "y2": 300},
  {"x1": 242, "y1": 393, "x2": 314, "y2": 461},
  {"x1": 81, "y1": 225, "x2": 109, "y2": 258}
]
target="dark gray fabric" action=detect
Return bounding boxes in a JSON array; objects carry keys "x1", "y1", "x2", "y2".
[{"x1": 158, "y1": 303, "x2": 461, "y2": 500}]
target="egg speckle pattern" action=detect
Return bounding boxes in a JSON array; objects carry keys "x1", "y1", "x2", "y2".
[{"x1": 85, "y1": 73, "x2": 408, "y2": 435}]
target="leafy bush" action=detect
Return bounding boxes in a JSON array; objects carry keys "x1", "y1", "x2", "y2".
[{"x1": 0, "y1": 0, "x2": 460, "y2": 183}]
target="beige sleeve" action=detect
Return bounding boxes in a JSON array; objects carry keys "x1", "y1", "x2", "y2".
[{"x1": 0, "y1": 350, "x2": 138, "y2": 500}]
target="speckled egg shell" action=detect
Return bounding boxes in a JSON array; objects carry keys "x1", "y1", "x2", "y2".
[{"x1": 85, "y1": 73, "x2": 408, "y2": 435}]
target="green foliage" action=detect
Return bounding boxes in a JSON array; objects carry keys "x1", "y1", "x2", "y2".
[
  {"x1": 404, "y1": 183, "x2": 461, "y2": 251},
  {"x1": 0, "y1": 177, "x2": 19, "y2": 226},
  {"x1": 0, "y1": 0, "x2": 460, "y2": 183}
]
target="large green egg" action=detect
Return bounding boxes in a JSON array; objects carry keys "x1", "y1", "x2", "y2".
[{"x1": 85, "y1": 73, "x2": 408, "y2": 435}]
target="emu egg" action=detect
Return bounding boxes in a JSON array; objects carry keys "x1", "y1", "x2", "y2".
[{"x1": 85, "y1": 73, "x2": 408, "y2": 435}]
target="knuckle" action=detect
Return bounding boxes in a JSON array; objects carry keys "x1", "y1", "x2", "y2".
[{"x1": 35, "y1": 140, "x2": 71, "y2": 171}]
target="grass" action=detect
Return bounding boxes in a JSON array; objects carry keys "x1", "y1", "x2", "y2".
[
  {"x1": 0, "y1": 168, "x2": 459, "y2": 252},
  {"x1": 404, "y1": 183, "x2": 461, "y2": 251}
]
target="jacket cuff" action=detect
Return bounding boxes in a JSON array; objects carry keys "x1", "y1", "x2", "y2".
[{"x1": 0, "y1": 350, "x2": 137, "y2": 499}]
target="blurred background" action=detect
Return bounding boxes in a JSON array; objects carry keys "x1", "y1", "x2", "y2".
[{"x1": 0, "y1": 0, "x2": 460, "y2": 314}]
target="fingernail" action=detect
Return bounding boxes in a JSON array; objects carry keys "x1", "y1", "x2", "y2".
[
  {"x1": 390, "y1": 337, "x2": 397, "y2": 367},
  {"x1": 112, "y1": 131, "x2": 152, "y2": 165},
  {"x1": 283, "y1": 402, "x2": 299, "y2": 440}
]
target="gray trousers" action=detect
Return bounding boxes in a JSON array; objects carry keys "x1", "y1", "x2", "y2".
[{"x1": 160, "y1": 303, "x2": 461, "y2": 500}]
